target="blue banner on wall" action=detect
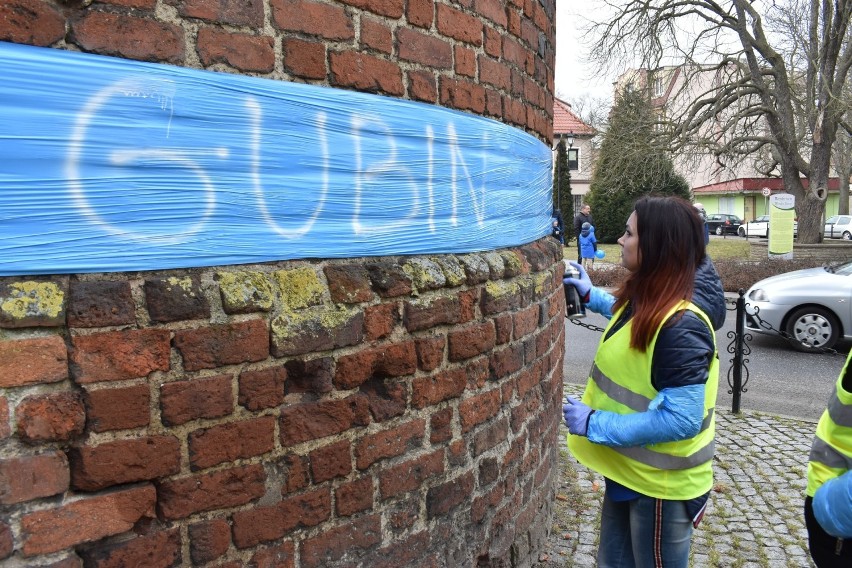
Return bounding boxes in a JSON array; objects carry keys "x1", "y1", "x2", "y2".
[{"x1": 0, "y1": 42, "x2": 553, "y2": 276}]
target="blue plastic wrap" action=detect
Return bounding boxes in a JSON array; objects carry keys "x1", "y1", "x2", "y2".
[{"x1": 0, "y1": 42, "x2": 553, "y2": 275}]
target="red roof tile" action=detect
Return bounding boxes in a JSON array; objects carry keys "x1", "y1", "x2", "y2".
[{"x1": 553, "y1": 98, "x2": 596, "y2": 137}]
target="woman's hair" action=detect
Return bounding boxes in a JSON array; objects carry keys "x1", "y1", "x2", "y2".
[{"x1": 612, "y1": 195, "x2": 706, "y2": 351}]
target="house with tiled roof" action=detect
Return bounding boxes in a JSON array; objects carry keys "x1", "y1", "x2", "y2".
[{"x1": 553, "y1": 98, "x2": 597, "y2": 211}]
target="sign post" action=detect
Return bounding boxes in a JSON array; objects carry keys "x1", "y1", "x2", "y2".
[{"x1": 768, "y1": 193, "x2": 795, "y2": 259}]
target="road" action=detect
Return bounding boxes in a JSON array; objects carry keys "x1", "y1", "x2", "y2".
[{"x1": 562, "y1": 303, "x2": 849, "y2": 421}]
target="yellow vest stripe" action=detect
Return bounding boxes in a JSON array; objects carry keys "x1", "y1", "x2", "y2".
[
  {"x1": 616, "y1": 439, "x2": 716, "y2": 470},
  {"x1": 590, "y1": 362, "x2": 652, "y2": 411},
  {"x1": 828, "y1": 393, "x2": 852, "y2": 427},
  {"x1": 810, "y1": 437, "x2": 852, "y2": 470}
]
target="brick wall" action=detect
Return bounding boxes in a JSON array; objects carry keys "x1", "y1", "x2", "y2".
[
  {"x1": 0, "y1": 0, "x2": 555, "y2": 142},
  {"x1": 747, "y1": 240, "x2": 852, "y2": 263},
  {"x1": 0, "y1": 239, "x2": 567, "y2": 566}
]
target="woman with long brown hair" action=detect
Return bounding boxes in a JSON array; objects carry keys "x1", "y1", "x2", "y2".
[{"x1": 562, "y1": 195, "x2": 726, "y2": 567}]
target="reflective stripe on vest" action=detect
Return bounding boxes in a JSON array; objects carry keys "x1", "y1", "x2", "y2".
[
  {"x1": 807, "y1": 351, "x2": 852, "y2": 497},
  {"x1": 809, "y1": 437, "x2": 852, "y2": 470},
  {"x1": 827, "y1": 392, "x2": 852, "y2": 427}
]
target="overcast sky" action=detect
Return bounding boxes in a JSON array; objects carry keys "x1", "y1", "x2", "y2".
[{"x1": 554, "y1": 2, "x2": 618, "y2": 102}]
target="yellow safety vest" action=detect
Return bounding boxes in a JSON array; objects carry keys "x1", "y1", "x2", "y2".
[
  {"x1": 568, "y1": 301, "x2": 719, "y2": 500},
  {"x1": 807, "y1": 351, "x2": 852, "y2": 497}
]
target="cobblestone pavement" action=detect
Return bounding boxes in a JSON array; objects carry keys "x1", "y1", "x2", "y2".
[{"x1": 534, "y1": 383, "x2": 819, "y2": 568}]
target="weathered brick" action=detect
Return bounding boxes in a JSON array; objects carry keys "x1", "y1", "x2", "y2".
[
  {"x1": 0, "y1": 397, "x2": 8, "y2": 439},
  {"x1": 0, "y1": 452, "x2": 68, "y2": 505},
  {"x1": 404, "y1": 296, "x2": 461, "y2": 332},
  {"x1": 459, "y1": 388, "x2": 501, "y2": 432},
  {"x1": 282, "y1": 37, "x2": 326, "y2": 79},
  {"x1": 408, "y1": 70, "x2": 437, "y2": 102},
  {"x1": 355, "y1": 419, "x2": 424, "y2": 469},
  {"x1": 20, "y1": 484, "x2": 156, "y2": 556},
  {"x1": 68, "y1": 281, "x2": 135, "y2": 328},
  {"x1": 494, "y1": 313, "x2": 513, "y2": 344},
  {"x1": 365, "y1": 262, "x2": 413, "y2": 297},
  {"x1": 158, "y1": 464, "x2": 266, "y2": 520},
  {"x1": 217, "y1": 270, "x2": 274, "y2": 314},
  {"x1": 472, "y1": 416, "x2": 508, "y2": 456},
  {"x1": 189, "y1": 518, "x2": 231, "y2": 565},
  {"x1": 15, "y1": 392, "x2": 84, "y2": 443},
  {"x1": 70, "y1": 329, "x2": 170, "y2": 384},
  {"x1": 479, "y1": 55, "x2": 511, "y2": 90},
  {"x1": 281, "y1": 453, "x2": 310, "y2": 494},
  {"x1": 477, "y1": 0, "x2": 507, "y2": 26},
  {"x1": 429, "y1": 407, "x2": 453, "y2": 443},
  {"x1": 189, "y1": 416, "x2": 275, "y2": 470},
  {"x1": 170, "y1": 0, "x2": 264, "y2": 27},
  {"x1": 160, "y1": 374, "x2": 233, "y2": 426},
  {"x1": 398, "y1": 27, "x2": 452, "y2": 68},
  {"x1": 0, "y1": 0, "x2": 65, "y2": 46},
  {"x1": 427, "y1": 471, "x2": 474, "y2": 518},
  {"x1": 324, "y1": 264, "x2": 374, "y2": 304},
  {"x1": 271, "y1": 0, "x2": 354, "y2": 40},
  {"x1": 437, "y1": 4, "x2": 483, "y2": 45},
  {"x1": 489, "y1": 343, "x2": 524, "y2": 379},
  {"x1": 274, "y1": 266, "x2": 325, "y2": 308},
  {"x1": 455, "y1": 45, "x2": 476, "y2": 77},
  {"x1": 285, "y1": 357, "x2": 333, "y2": 394},
  {"x1": 480, "y1": 280, "x2": 522, "y2": 315},
  {"x1": 251, "y1": 541, "x2": 296, "y2": 567},
  {"x1": 339, "y1": 0, "x2": 402, "y2": 17},
  {"x1": 465, "y1": 356, "x2": 490, "y2": 391},
  {"x1": 271, "y1": 307, "x2": 362, "y2": 357},
  {"x1": 71, "y1": 12, "x2": 184, "y2": 63},
  {"x1": 406, "y1": 0, "x2": 433, "y2": 27},
  {"x1": 336, "y1": 476, "x2": 373, "y2": 516},
  {"x1": 335, "y1": 342, "x2": 417, "y2": 389},
  {"x1": 144, "y1": 275, "x2": 209, "y2": 323},
  {"x1": 513, "y1": 303, "x2": 540, "y2": 339},
  {"x1": 77, "y1": 528, "x2": 181, "y2": 568},
  {"x1": 280, "y1": 398, "x2": 367, "y2": 446},
  {"x1": 239, "y1": 366, "x2": 287, "y2": 410},
  {"x1": 0, "y1": 336, "x2": 67, "y2": 387},
  {"x1": 0, "y1": 279, "x2": 66, "y2": 328},
  {"x1": 484, "y1": 26, "x2": 502, "y2": 57},
  {"x1": 360, "y1": 531, "x2": 431, "y2": 568},
  {"x1": 310, "y1": 439, "x2": 351, "y2": 483},
  {"x1": 231, "y1": 488, "x2": 330, "y2": 548},
  {"x1": 69, "y1": 435, "x2": 180, "y2": 491},
  {"x1": 364, "y1": 302, "x2": 398, "y2": 341},
  {"x1": 360, "y1": 16, "x2": 393, "y2": 54},
  {"x1": 485, "y1": 86, "x2": 503, "y2": 117},
  {"x1": 300, "y1": 515, "x2": 381, "y2": 568},
  {"x1": 415, "y1": 335, "x2": 444, "y2": 371},
  {"x1": 0, "y1": 520, "x2": 10, "y2": 560},
  {"x1": 379, "y1": 450, "x2": 443, "y2": 499},
  {"x1": 411, "y1": 368, "x2": 466, "y2": 408},
  {"x1": 447, "y1": 321, "x2": 496, "y2": 361},
  {"x1": 174, "y1": 319, "x2": 268, "y2": 371},
  {"x1": 197, "y1": 28, "x2": 274, "y2": 73},
  {"x1": 330, "y1": 51, "x2": 404, "y2": 95},
  {"x1": 85, "y1": 384, "x2": 150, "y2": 433},
  {"x1": 440, "y1": 77, "x2": 486, "y2": 113}
]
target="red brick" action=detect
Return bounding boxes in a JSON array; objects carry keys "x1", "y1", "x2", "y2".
[
  {"x1": 361, "y1": 531, "x2": 431, "y2": 568},
  {"x1": 404, "y1": 296, "x2": 461, "y2": 332},
  {"x1": 364, "y1": 302, "x2": 398, "y2": 341},
  {"x1": 484, "y1": 25, "x2": 503, "y2": 57},
  {"x1": 77, "y1": 528, "x2": 180, "y2": 568},
  {"x1": 0, "y1": 0, "x2": 65, "y2": 46},
  {"x1": 477, "y1": 0, "x2": 508, "y2": 27},
  {"x1": 489, "y1": 343, "x2": 524, "y2": 379},
  {"x1": 407, "y1": 69, "x2": 437, "y2": 103},
  {"x1": 71, "y1": 12, "x2": 184, "y2": 63},
  {"x1": 459, "y1": 388, "x2": 501, "y2": 432},
  {"x1": 479, "y1": 55, "x2": 511, "y2": 90},
  {"x1": 84, "y1": 384, "x2": 150, "y2": 432},
  {"x1": 21, "y1": 484, "x2": 156, "y2": 556},
  {"x1": 281, "y1": 454, "x2": 310, "y2": 494},
  {"x1": 429, "y1": 407, "x2": 453, "y2": 443},
  {"x1": 334, "y1": 342, "x2": 417, "y2": 389},
  {"x1": 324, "y1": 264, "x2": 375, "y2": 304},
  {"x1": 365, "y1": 262, "x2": 412, "y2": 297},
  {"x1": 0, "y1": 397, "x2": 8, "y2": 439},
  {"x1": 494, "y1": 313, "x2": 513, "y2": 344},
  {"x1": 300, "y1": 515, "x2": 381, "y2": 568},
  {"x1": 411, "y1": 368, "x2": 466, "y2": 408},
  {"x1": 271, "y1": 0, "x2": 354, "y2": 40},
  {"x1": 455, "y1": 45, "x2": 476, "y2": 77},
  {"x1": 284, "y1": 357, "x2": 333, "y2": 394},
  {"x1": 197, "y1": 28, "x2": 274, "y2": 72},
  {"x1": 282, "y1": 37, "x2": 327, "y2": 79},
  {"x1": 251, "y1": 541, "x2": 296, "y2": 568},
  {"x1": 69, "y1": 435, "x2": 180, "y2": 491},
  {"x1": 0, "y1": 336, "x2": 67, "y2": 387},
  {"x1": 355, "y1": 419, "x2": 424, "y2": 469},
  {"x1": 0, "y1": 452, "x2": 68, "y2": 505},
  {"x1": 379, "y1": 450, "x2": 444, "y2": 499},
  {"x1": 514, "y1": 303, "x2": 540, "y2": 338},
  {"x1": 336, "y1": 477, "x2": 373, "y2": 516},
  {"x1": 398, "y1": 27, "x2": 452, "y2": 69},
  {"x1": 239, "y1": 365, "x2": 287, "y2": 411},
  {"x1": 437, "y1": 4, "x2": 483, "y2": 45},
  {"x1": 440, "y1": 77, "x2": 486, "y2": 113},
  {"x1": 158, "y1": 464, "x2": 266, "y2": 520},
  {"x1": 172, "y1": 0, "x2": 264, "y2": 27},
  {"x1": 448, "y1": 321, "x2": 496, "y2": 361},
  {"x1": 15, "y1": 392, "x2": 85, "y2": 443},
  {"x1": 68, "y1": 281, "x2": 135, "y2": 328},
  {"x1": 330, "y1": 51, "x2": 404, "y2": 95},
  {"x1": 309, "y1": 440, "x2": 351, "y2": 483},
  {"x1": 189, "y1": 518, "x2": 231, "y2": 565},
  {"x1": 485, "y1": 87, "x2": 503, "y2": 117},
  {"x1": 0, "y1": 521, "x2": 10, "y2": 560},
  {"x1": 232, "y1": 488, "x2": 330, "y2": 548},
  {"x1": 406, "y1": 0, "x2": 433, "y2": 27},
  {"x1": 174, "y1": 319, "x2": 269, "y2": 371},
  {"x1": 339, "y1": 0, "x2": 403, "y2": 17},
  {"x1": 360, "y1": 16, "x2": 393, "y2": 54},
  {"x1": 427, "y1": 471, "x2": 474, "y2": 518},
  {"x1": 160, "y1": 374, "x2": 233, "y2": 426},
  {"x1": 415, "y1": 335, "x2": 445, "y2": 371},
  {"x1": 189, "y1": 416, "x2": 275, "y2": 470},
  {"x1": 70, "y1": 329, "x2": 170, "y2": 384},
  {"x1": 472, "y1": 416, "x2": 508, "y2": 456},
  {"x1": 280, "y1": 398, "x2": 365, "y2": 446}
]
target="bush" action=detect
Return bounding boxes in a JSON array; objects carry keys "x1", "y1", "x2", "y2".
[{"x1": 587, "y1": 258, "x2": 829, "y2": 293}]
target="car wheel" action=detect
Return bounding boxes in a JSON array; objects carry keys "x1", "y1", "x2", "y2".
[
  {"x1": 843, "y1": 231, "x2": 852, "y2": 241},
  {"x1": 715, "y1": 226, "x2": 723, "y2": 236},
  {"x1": 738, "y1": 227, "x2": 746, "y2": 237},
  {"x1": 784, "y1": 306, "x2": 840, "y2": 352}
]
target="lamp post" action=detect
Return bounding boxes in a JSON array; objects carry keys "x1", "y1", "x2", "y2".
[{"x1": 565, "y1": 131, "x2": 575, "y2": 213}]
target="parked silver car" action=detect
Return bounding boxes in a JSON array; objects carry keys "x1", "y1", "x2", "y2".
[
  {"x1": 738, "y1": 214, "x2": 798, "y2": 238},
  {"x1": 744, "y1": 260, "x2": 852, "y2": 352},
  {"x1": 824, "y1": 215, "x2": 852, "y2": 240}
]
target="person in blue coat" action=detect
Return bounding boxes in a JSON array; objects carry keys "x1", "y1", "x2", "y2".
[{"x1": 578, "y1": 222, "x2": 597, "y2": 270}]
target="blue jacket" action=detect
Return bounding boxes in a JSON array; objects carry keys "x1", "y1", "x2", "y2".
[
  {"x1": 584, "y1": 256, "x2": 726, "y2": 446},
  {"x1": 814, "y1": 470, "x2": 852, "y2": 538},
  {"x1": 579, "y1": 226, "x2": 597, "y2": 259}
]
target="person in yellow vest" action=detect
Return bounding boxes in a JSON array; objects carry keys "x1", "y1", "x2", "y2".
[
  {"x1": 562, "y1": 195, "x2": 726, "y2": 567},
  {"x1": 805, "y1": 350, "x2": 852, "y2": 567}
]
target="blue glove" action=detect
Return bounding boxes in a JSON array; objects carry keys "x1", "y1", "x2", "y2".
[
  {"x1": 563, "y1": 261, "x2": 592, "y2": 299},
  {"x1": 562, "y1": 397, "x2": 594, "y2": 436}
]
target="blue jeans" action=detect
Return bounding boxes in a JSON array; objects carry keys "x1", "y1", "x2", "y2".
[{"x1": 597, "y1": 492, "x2": 694, "y2": 568}]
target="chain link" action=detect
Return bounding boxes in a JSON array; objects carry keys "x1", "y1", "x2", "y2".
[{"x1": 566, "y1": 316, "x2": 607, "y2": 333}]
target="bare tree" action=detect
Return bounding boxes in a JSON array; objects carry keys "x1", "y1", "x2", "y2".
[{"x1": 588, "y1": 0, "x2": 852, "y2": 243}]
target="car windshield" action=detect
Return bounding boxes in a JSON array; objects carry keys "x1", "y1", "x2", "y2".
[{"x1": 827, "y1": 261, "x2": 852, "y2": 275}]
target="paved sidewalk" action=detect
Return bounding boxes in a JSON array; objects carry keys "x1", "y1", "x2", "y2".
[{"x1": 535, "y1": 383, "x2": 819, "y2": 568}]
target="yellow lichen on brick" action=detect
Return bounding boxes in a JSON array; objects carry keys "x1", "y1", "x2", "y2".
[
  {"x1": 434, "y1": 256, "x2": 466, "y2": 287},
  {"x1": 273, "y1": 267, "x2": 325, "y2": 310},
  {"x1": 485, "y1": 280, "x2": 519, "y2": 298},
  {"x1": 0, "y1": 282, "x2": 64, "y2": 319},
  {"x1": 533, "y1": 271, "x2": 552, "y2": 295},
  {"x1": 165, "y1": 277, "x2": 195, "y2": 295},
  {"x1": 218, "y1": 271, "x2": 274, "y2": 311},
  {"x1": 500, "y1": 251, "x2": 522, "y2": 274},
  {"x1": 402, "y1": 259, "x2": 445, "y2": 293}
]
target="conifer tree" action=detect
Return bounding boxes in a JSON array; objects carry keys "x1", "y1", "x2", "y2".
[{"x1": 552, "y1": 140, "x2": 575, "y2": 242}]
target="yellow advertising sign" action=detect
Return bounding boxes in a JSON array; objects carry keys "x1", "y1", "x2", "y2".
[{"x1": 768, "y1": 194, "x2": 795, "y2": 259}]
